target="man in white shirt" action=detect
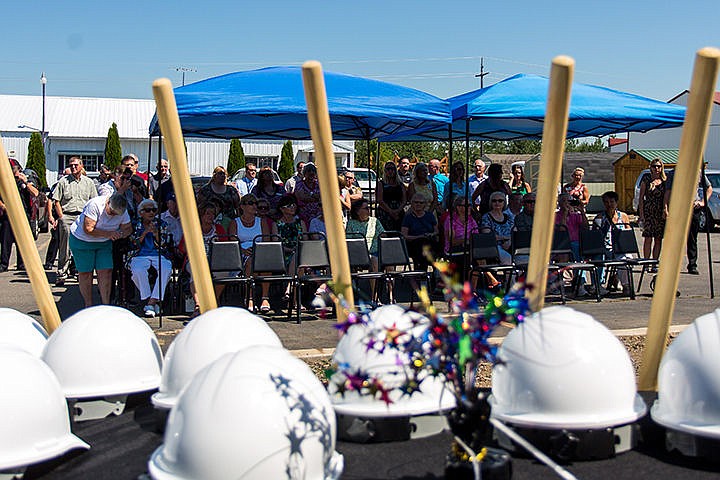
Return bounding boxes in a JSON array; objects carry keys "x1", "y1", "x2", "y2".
[
  {"x1": 468, "y1": 159, "x2": 487, "y2": 208},
  {"x1": 284, "y1": 162, "x2": 305, "y2": 193}
]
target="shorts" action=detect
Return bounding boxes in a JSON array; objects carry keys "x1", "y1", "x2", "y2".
[{"x1": 69, "y1": 235, "x2": 114, "y2": 272}]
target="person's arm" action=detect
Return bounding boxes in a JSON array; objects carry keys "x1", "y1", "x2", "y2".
[
  {"x1": 294, "y1": 183, "x2": 314, "y2": 203},
  {"x1": 637, "y1": 179, "x2": 647, "y2": 221},
  {"x1": 348, "y1": 186, "x2": 363, "y2": 202},
  {"x1": 83, "y1": 216, "x2": 122, "y2": 240},
  {"x1": 430, "y1": 182, "x2": 439, "y2": 213},
  {"x1": 581, "y1": 185, "x2": 590, "y2": 205},
  {"x1": 525, "y1": 182, "x2": 532, "y2": 193},
  {"x1": 406, "y1": 183, "x2": 416, "y2": 206},
  {"x1": 376, "y1": 183, "x2": 389, "y2": 213},
  {"x1": 339, "y1": 190, "x2": 351, "y2": 210}
]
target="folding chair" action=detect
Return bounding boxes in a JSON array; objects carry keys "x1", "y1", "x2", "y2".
[
  {"x1": 510, "y1": 229, "x2": 532, "y2": 280},
  {"x1": 346, "y1": 233, "x2": 384, "y2": 304},
  {"x1": 611, "y1": 225, "x2": 658, "y2": 294},
  {"x1": 294, "y1": 233, "x2": 333, "y2": 323},
  {"x1": 377, "y1": 232, "x2": 430, "y2": 305},
  {"x1": 209, "y1": 239, "x2": 252, "y2": 308},
  {"x1": 550, "y1": 229, "x2": 601, "y2": 303},
  {"x1": 580, "y1": 229, "x2": 633, "y2": 299},
  {"x1": 468, "y1": 232, "x2": 516, "y2": 292},
  {"x1": 250, "y1": 234, "x2": 296, "y2": 321}
]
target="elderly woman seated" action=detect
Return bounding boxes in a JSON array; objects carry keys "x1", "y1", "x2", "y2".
[{"x1": 128, "y1": 199, "x2": 173, "y2": 317}]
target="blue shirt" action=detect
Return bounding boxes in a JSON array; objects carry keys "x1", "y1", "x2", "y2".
[{"x1": 430, "y1": 173, "x2": 449, "y2": 204}]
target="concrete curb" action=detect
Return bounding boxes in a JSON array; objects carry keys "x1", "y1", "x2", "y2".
[{"x1": 289, "y1": 323, "x2": 692, "y2": 361}]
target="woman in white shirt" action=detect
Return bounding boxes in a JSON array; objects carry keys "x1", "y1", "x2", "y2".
[{"x1": 69, "y1": 193, "x2": 132, "y2": 307}]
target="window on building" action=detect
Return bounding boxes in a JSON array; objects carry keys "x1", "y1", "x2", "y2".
[
  {"x1": 58, "y1": 153, "x2": 104, "y2": 173},
  {"x1": 246, "y1": 156, "x2": 278, "y2": 170}
]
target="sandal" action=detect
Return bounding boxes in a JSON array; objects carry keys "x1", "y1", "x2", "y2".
[{"x1": 260, "y1": 297, "x2": 271, "y2": 313}]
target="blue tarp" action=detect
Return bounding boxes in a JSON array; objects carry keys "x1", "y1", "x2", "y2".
[
  {"x1": 148, "y1": 66, "x2": 451, "y2": 140},
  {"x1": 379, "y1": 73, "x2": 687, "y2": 142}
]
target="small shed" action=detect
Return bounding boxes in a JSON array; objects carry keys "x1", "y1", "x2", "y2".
[
  {"x1": 524, "y1": 151, "x2": 621, "y2": 197},
  {"x1": 613, "y1": 148, "x2": 679, "y2": 211}
]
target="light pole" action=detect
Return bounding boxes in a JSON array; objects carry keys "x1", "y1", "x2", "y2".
[{"x1": 40, "y1": 72, "x2": 47, "y2": 147}]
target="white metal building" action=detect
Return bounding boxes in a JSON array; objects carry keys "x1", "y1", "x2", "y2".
[
  {"x1": 0, "y1": 94, "x2": 354, "y2": 184},
  {"x1": 628, "y1": 91, "x2": 720, "y2": 169}
]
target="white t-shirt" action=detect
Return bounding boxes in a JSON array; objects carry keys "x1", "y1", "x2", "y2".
[{"x1": 70, "y1": 196, "x2": 131, "y2": 243}]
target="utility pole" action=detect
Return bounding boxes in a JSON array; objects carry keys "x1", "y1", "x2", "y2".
[
  {"x1": 474, "y1": 57, "x2": 490, "y2": 155},
  {"x1": 40, "y1": 72, "x2": 47, "y2": 146},
  {"x1": 175, "y1": 66, "x2": 197, "y2": 86},
  {"x1": 474, "y1": 57, "x2": 489, "y2": 88}
]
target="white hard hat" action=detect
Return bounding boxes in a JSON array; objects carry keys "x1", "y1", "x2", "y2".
[
  {"x1": 490, "y1": 306, "x2": 646, "y2": 429},
  {"x1": 148, "y1": 345, "x2": 343, "y2": 480},
  {"x1": 42, "y1": 306, "x2": 163, "y2": 421},
  {"x1": 0, "y1": 307, "x2": 48, "y2": 357},
  {"x1": 652, "y1": 309, "x2": 720, "y2": 440},
  {"x1": 0, "y1": 346, "x2": 89, "y2": 473},
  {"x1": 329, "y1": 304, "x2": 456, "y2": 417},
  {"x1": 152, "y1": 306, "x2": 282, "y2": 410}
]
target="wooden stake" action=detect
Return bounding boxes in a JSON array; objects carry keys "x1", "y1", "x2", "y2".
[
  {"x1": 526, "y1": 56, "x2": 574, "y2": 311},
  {"x1": 0, "y1": 136, "x2": 61, "y2": 333},
  {"x1": 152, "y1": 79, "x2": 217, "y2": 313},
  {"x1": 638, "y1": 47, "x2": 720, "y2": 390},
  {"x1": 301, "y1": 61, "x2": 355, "y2": 322}
]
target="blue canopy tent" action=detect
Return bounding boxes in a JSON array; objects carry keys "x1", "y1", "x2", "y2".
[
  {"x1": 377, "y1": 73, "x2": 688, "y2": 287},
  {"x1": 148, "y1": 66, "x2": 450, "y2": 140},
  {"x1": 378, "y1": 73, "x2": 686, "y2": 142},
  {"x1": 147, "y1": 65, "x2": 451, "y2": 204}
]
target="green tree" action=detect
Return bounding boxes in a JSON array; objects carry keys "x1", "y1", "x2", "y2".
[
  {"x1": 25, "y1": 132, "x2": 47, "y2": 188},
  {"x1": 278, "y1": 140, "x2": 294, "y2": 182},
  {"x1": 227, "y1": 139, "x2": 245, "y2": 177},
  {"x1": 104, "y1": 122, "x2": 122, "y2": 169}
]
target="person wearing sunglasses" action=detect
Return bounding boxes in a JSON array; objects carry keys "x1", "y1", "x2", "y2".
[
  {"x1": 127, "y1": 199, "x2": 172, "y2": 317},
  {"x1": 480, "y1": 191, "x2": 514, "y2": 265}
]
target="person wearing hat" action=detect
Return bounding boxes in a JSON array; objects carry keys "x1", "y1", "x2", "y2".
[{"x1": 0, "y1": 159, "x2": 39, "y2": 272}]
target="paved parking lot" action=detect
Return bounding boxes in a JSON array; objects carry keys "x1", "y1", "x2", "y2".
[{"x1": 2, "y1": 229, "x2": 719, "y2": 352}]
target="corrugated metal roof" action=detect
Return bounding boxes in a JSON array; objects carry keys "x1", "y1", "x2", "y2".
[
  {"x1": 633, "y1": 148, "x2": 679, "y2": 164},
  {"x1": 0, "y1": 94, "x2": 155, "y2": 140}
]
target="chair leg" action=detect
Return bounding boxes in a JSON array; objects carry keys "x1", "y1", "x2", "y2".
[
  {"x1": 626, "y1": 266, "x2": 636, "y2": 300},
  {"x1": 593, "y1": 269, "x2": 602, "y2": 302},
  {"x1": 637, "y1": 266, "x2": 646, "y2": 293},
  {"x1": 296, "y1": 281, "x2": 302, "y2": 324}
]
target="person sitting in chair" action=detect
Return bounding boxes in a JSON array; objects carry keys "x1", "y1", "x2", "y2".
[{"x1": 128, "y1": 199, "x2": 173, "y2": 318}]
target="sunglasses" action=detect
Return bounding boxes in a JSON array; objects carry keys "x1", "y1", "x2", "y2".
[
  {"x1": 491, "y1": 199, "x2": 505, "y2": 203},
  {"x1": 281, "y1": 203, "x2": 297, "y2": 208},
  {"x1": 242, "y1": 201, "x2": 257, "y2": 206},
  {"x1": 142, "y1": 207, "x2": 158, "y2": 212}
]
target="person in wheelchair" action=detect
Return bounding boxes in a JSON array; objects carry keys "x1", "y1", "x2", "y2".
[{"x1": 127, "y1": 199, "x2": 173, "y2": 318}]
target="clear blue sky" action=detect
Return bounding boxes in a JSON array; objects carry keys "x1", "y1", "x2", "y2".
[{"x1": 3, "y1": 0, "x2": 718, "y2": 102}]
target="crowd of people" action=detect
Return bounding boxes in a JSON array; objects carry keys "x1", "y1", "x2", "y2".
[{"x1": 0, "y1": 153, "x2": 712, "y2": 318}]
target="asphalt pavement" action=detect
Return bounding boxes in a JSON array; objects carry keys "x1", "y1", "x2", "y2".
[{"x1": 2, "y1": 228, "x2": 719, "y2": 354}]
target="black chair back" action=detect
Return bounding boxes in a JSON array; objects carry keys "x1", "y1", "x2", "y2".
[
  {"x1": 612, "y1": 226, "x2": 640, "y2": 256},
  {"x1": 209, "y1": 240, "x2": 243, "y2": 273},
  {"x1": 378, "y1": 234, "x2": 411, "y2": 269},
  {"x1": 551, "y1": 229, "x2": 573, "y2": 256},
  {"x1": 347, "y1": 234, "x2": 372, "y2": 270},
  {"x1": 580, "y1": 229, "x2": 606, "y2": 257},
  {"x1": 471, "y1": 232, "x2": 502, "y2": 264},
  {"x1": 252, "y1": 235, "x2": 288, "y2": 274},
  {"x1": 297, "y1": 233, "x2": 329, "y2": 270},
  {"x1": 511, "y1": 229, "x2": 532, "y2": 259}
]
